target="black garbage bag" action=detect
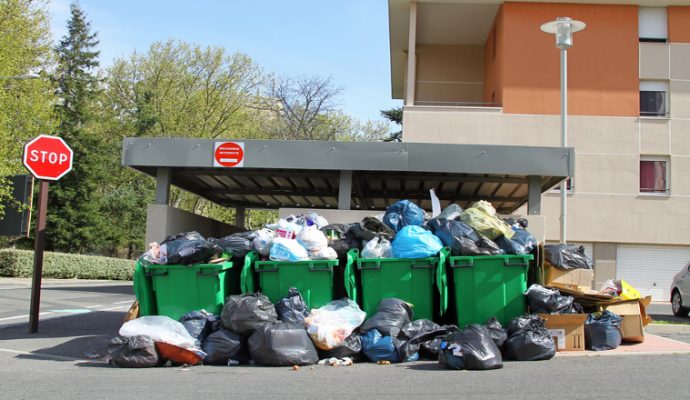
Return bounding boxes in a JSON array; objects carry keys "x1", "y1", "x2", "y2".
[
  {"x1": 320, "y1": 224, "x2": 360, "y2": 257},
  {"x1": 585, "y1": 311, "x2": 623, "y2": 351},
  {"x1": 161, "y1": 231, "x2": 219, "y2": 265},
  {"x1": 107, "y1": 335, "x2": 159, "y2": 368},
  {"x1": 437, "y1": 204, "x2": 463, "y2": 221},
  {"x1": 393, "y1": 319, "x2": 452, "y2": 361},
  {"x1": 510, "y1": 228, "x2": 537, "y2": 253},
  {"x1": 275, "y1": 287, "x2": 309, "y2": 325},
  {"x1": 209, "y1": 232, "x2": 255, "y2": 258},
  {"x1": 434, "y1": 219, "x2": 480, "y2": 247},
  {"x1": 495, "y1": 235, "x2": 527, "y2": 255},
  {"x1": 544, "y1": 244, "x2": 593, "y2": 270},
  {"x1": 359, "y1": 298, "x2": 413, "y2": 337},
  {"x1": 438, "y1": 325, "x2": 503, "y2": 370},
  {"x1": 350, "y1": 217, "x2": 396, "y2": 242},
  {"x1": 503, "y1": 314, "x2": 555, "y2": 361},
  {"x1": 485, "y1": 317, "x2": 508, "y2": 349},
  {"x1": 318, "y1": 331, "x2": 363, "y2": 361},
  {"x1": 179, "y1": 310, "x2": 214, "y2": 345},
  {"x1": 202, "y1": 327, "x2": 249, "y2": 365},
  {"x1": 420, "y1": 325, "x2": 460, "y2": 359},
  {"x1": 248, "y1": 322, "x2": 319, "y2": 366},
  {"x1": 477, "y1": 237, "x2": 504, "y2": 255},
  {"x1": 221, "y1": 294, "x2": 278, "y2": 336},
  {"x1": 383, "y1": 200, "x2": 425, "y2": 232},
  {"x1": 525, "y1": 284, "x2": 576, "y2": 314}
]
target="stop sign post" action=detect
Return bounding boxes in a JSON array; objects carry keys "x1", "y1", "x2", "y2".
[{"x1": 22, "y1": 134, "x2": 73, "y2": 333}]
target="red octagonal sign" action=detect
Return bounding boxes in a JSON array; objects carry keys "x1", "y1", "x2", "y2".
[{"x1": 22, "y1": 135, "x2": 73, "y2": 181}]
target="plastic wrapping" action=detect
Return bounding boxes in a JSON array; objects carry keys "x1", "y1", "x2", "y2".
[
  {"x1": 161, "y1": 231, "x2": 219, "y2": 265},
  {"x1": 433, "y1": 219, "x2": 480, "y2": 248},
  {"x1": 350, "y1": 216, "x2": 396, "y2": 242},
  {"x1": 495, "y1": 236, "x2": 527, "y2": 255},
  {"x1": 304, "y1": 299, "x2": 366, "y2": 350},
  {"x1": 485, "y1": 317, "x2": 508, "y2": 348},
  {"x1": 119, "y1": 316, "x2": 197, "y2": 349},
  {"x1": 439, "y1": 324, "x2": 503, "y2": 370},
  {"x1": 309, "y1": 247, "x2": 338, "y2": 260},
  {"x1": 318, "y1": 332, "x2": 362, "y2": 360},
  {"x1": 510, "y1": 229, "x2": 537, "y2": 254},
  {"x1": 459, "y1": 206, "x2": 514, "y2": 240},
  {"x1": 361, "y1": 237, "x2": 393, "y2": 258},
  {"x1": 383, "y1": 200, "x2": 426, "y2": 232},
  {"x1": 544, "y1": 244, "x2": 594, "y2": 270},
  {"x1": 419, "y1": 325, "x2": 460, "y2": 359},
  {"x1": 361, "y1": 329, "x2": 400, "y2": 362},
  {"x1": 391, "y1": 226, "x2": 443, "y2": 259},
  {"x1": 252, "y1": 228, "x2": 274, "y2": 257},
  {"x1": 437, "y1": 204, "x2": 463, "y2": 221},
  {"x1": 273, "y1": 218, "x2": 303, "y2": 239},
  {"x1": 585, "y1": 311, "x2": 623, "y2": 351},
  {"x1": 201, "y1": 328, "x2": 248, "y2": 365},
  {"x1": 107, "y1": 335, "x2": 159, "y2": 368},
  {"x1": 269, "y1": 237, "x2": 309, "y2": 262},
  {"x1": 320, "y1": 224, "x2": 360, "y2": 257},
  {"x1": 393, "y1": 319, "x2": 450, "y2": 361},
  {"x1": 221, "y1": 294, "x2": 278, "y2": 336},
  {"x1": 360, "y1": 298, "x2": 414, "y2": 337},
  {"x1": 248, "y1": 322, "x2": 319, "y2": 366},
  {"x1": 525, "y1": 284, "x2": 581, "y2": 314},
  {"x1": 179, "y1": 310, "x2": 215, "y2": 346},
  {"x1": 297, "y1": 225, "x2": 329, "y2": 252},
  {"x1": 503, "y1": 314, "x2": 555, "y2": 361},
  {"x1": 210, "y1": 232, "x2": 255, "y2": 258},
  {"x1": 275, "y1": 287, "x2": 310, "y2": 325}
]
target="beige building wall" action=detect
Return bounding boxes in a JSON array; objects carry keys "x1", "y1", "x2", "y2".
[
  {"x1": 145, "y1": 204, "x2": 244, "y2": 245},
  {"x1": 414, "y1": 44, "x2": 485, "y2": 105}
]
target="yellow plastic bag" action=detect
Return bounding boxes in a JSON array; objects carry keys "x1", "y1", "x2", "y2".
[
  {"x1": 459, "y1": 207, "x2": 514, "y2": 240},
  {"x1": 616, "y1": 280, "x2": 641, "y2": 301}
]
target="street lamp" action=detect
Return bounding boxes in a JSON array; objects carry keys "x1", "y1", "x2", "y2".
[{"x1": 541, "y1": 17, "x2": 586, "y2": 244}]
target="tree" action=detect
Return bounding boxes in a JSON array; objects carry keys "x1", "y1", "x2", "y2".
[
  {"x1": 380, "y1": 106, "x2": 402, "y2": 142},
  {"x1": 46, "y1": 2, "x2": 107, "y2": 253},
  {"x1": 0, "y1": 0, "x2": 55, "y2": 219}
]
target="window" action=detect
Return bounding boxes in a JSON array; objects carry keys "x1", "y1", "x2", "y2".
[
  {"x1": 549, "y1": 177, "x2": 573, "y2": 193},
  {"x1": 639, "y1": 7, "x2": 667, "y2": 42},
  {"x1": 640, "y1": 158, "x2": 669, "y2": 194},
  {"x1": 640, "y1": 81, "x2": 668, "y2": 117}
]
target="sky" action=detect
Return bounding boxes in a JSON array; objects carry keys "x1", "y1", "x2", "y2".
[{"x1": 48, "y1": 0, "x2": 402, "y2": 126}]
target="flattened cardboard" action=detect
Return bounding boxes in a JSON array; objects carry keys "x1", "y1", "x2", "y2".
[
  {"x1": 605, "y1": 300, "x2": 645, "y2": 343},
  {"x1": 538, "y1": 313, "x2": 587, "y2": 351},
  {"x1": 544, "y1": 263, "x2": 594, "y2": 293}
]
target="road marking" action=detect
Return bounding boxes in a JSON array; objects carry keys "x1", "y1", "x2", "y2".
[
  {"x1": 100, "y1": 305, "x2": 129, "y2": 311},
  {"x1": 48, "y1": 309, "x2": 92, "y2": 314},
  {"x1": 114, "y1": 300, "x2": 133, "y2": 305},
  {"x1": 0, "y1": 312, "x2": 51, "y2": 322},
  {"x1": 85, "y1": 305, "x2": 103, "y2": 309}
]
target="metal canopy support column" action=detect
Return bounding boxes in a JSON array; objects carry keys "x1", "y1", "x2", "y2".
[
  {"x1": 235, "y1": 207, "x2": 246, "y2": 227},
  {"x1": 527, "y1": 175, "x2": 542, "y2": 215},
  {"x1": 338, "y1": 170, "x2": 352, "y2": 210},
  {"x1": 155, "y1": 167, "x2": 171, "y2": 205}
]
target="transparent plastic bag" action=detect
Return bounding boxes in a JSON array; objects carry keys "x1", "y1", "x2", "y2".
[
  {"x1": 269, "y1": 237, "x2": 309, "y2": 261},
  {"x1": 361, "y1": 237, "x2": 393, "y2": 259},
  {"x1": 297, "y1": 225, "x2": 329, "y2": 252},
  {"x1": 304, "y1": 299, "x2": 367, "y2": 350},
  {"x1": 309, "y1": 247, "x2": 338, "y2": 260},
  {"x1": 119, "y1": 315, "x2": 197, "y2": 349},
  {"x1": 252, "y1": 228, "x2": 274, "y2": 256}
]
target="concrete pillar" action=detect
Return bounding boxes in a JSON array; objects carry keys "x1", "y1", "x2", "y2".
[
  {"x1": 338, "y1": 170, "x2": 352, "y2": 210},
  {"x1": 405, "y1": 1, "x2": 417, "y2": 106},
  {"x1": 527, "y1": 175, "x2": 542, "y2": 215},
  {"x1": 155, "y1": 168, "x2": 171, "y2": 205},
  {"x1": 235, "y1": 207, "x2": 246, "y2": 228}
]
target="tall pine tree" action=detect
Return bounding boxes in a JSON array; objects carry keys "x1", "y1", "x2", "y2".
[{"x1": 48, "y1": 2, "x2": 107, "y2": 253}]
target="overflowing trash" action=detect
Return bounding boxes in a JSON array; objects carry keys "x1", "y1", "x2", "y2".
[{"x1": 124, "y1": 199, "x2": 653, "y2": 371}]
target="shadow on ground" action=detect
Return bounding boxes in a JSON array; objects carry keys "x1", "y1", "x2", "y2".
[
  {"x1": 43, "y1": 284, "x2": 133, "y2": 296},
  {"x1": 649, "y1": 314, "x2": 690, "y2": 324}
]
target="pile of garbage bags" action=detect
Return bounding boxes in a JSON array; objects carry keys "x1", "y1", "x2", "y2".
[{"x1": 138, "y1": 199, "x2": 539, "y2": 267}]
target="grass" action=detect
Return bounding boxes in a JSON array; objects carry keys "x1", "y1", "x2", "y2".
[{"x1": 650, "y1": 319, "x2": 690, "y2": 325}]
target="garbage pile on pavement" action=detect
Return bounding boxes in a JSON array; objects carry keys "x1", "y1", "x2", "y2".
[{"x1": 121, "y1": 198, "x2": 652, "y2": 370}]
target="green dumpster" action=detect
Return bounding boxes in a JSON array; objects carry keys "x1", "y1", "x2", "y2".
[
  {"x1": 241, "y1": 251, "x2": 338, "y2": 309},
  {"x1": 146, "y1": 261, "x2": 236, "y2": 320},
  {"x1": 449, "y1": 254, "x2": 532, "y2": 327},
  {"x1": 133, "y1": 261, "x2": 157, "y2": 316},
  {"x1": 344, "y1": 247, "x2": 449, "y2": 320}
]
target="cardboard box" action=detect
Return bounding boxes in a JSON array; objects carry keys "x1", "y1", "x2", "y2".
[
  {"x1": 544, "y1": 263, "x2": 594, "y2": 293},
  {"x1": 605, "y1": 299, "x2": 646, "y2": 343},
  {"x1": 538, "y1": 313, "x2": 587, "y2": 351}
]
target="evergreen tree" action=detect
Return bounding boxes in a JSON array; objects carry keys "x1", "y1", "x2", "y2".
[{"x1": 47, "y1": 2, "x2": 106, "y2": 253}]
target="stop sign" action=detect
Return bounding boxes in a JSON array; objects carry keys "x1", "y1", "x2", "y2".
[{"x1": 22, "y1": 135, "x2": 73, "y2": 181}]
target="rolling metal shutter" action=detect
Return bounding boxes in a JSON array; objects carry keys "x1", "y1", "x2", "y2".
[{"x1": 616, "y1": 244, "x2": 690, "y2": 302}]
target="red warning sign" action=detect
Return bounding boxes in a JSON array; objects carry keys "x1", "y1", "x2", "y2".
[{"x1": 214, "y1": 141, "x2": 245, "y2": 167}]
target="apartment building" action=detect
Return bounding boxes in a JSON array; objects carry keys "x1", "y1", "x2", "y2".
[{"x1": 388, "y1": 0, "x2": 690, "y2": 300}]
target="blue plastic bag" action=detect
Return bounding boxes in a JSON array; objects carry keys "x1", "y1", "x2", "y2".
[
  {"x1": 391, "y1": 226, "x2": 443, "y2": 259},
  {"x1": 361, "y1": 329, "x2": 400, "y2": 362},
  {"x1": 383, "y1": 200, "x2": 425, "y2": 232}
]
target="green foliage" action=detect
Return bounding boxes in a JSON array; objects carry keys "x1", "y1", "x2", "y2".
[
  {"x1": 0, "y1": 248, "x2": 135, "y2": 280},
  {"x1": 47, "y1": 2, "x2": 108, "y2": 253},
  {"x1": 0, "y1": 0, "x2": 56, "y2": 218},
  {"x1": 380, "y1": 107, "x2": 403, "y2": 125}
]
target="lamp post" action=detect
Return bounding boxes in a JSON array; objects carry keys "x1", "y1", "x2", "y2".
[{"x1": 540, "y1": 17, "x2": 585, "y2": 244}]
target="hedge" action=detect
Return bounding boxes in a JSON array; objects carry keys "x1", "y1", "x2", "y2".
[{"x1": 0, "y1": 249, "x2": 135, "y2": 280}]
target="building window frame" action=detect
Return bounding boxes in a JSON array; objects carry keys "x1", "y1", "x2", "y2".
[
  {"x1": 548, "y1": 177, "x2": 573, "y2": 194},
  {"x1": 639, "y1": 7, "x2": 668, "y2": 43},
  {"x1": 640, "y1": 80, "x2": 669, "y2": 118},
  {"x1": 639, "y1": 156, "x2": 670, "y2": 195}
]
